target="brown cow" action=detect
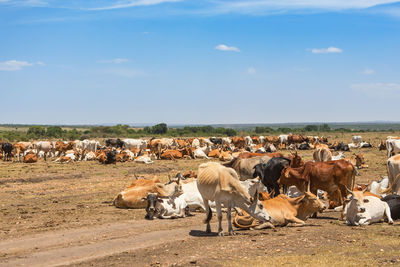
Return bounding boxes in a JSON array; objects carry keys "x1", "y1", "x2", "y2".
[
  {"x1": 288, "y1": 134, "x2": 306, "y2": 144},
  {"x1": 231, "y1": 136, "x2": 246, "y2": 148},
  {"x1": 208, "y1": 148, "x2": 221, "y2": 158},
  {"x1": 279, "y1": 160, "x2": 356, "y2": 207},
  {"x1": 313, "y1": 147, "x2": 332, "y2": 162},
  {"x1": 23, "y1": 152, "x2": 38, "y2": 163},
  {"x1": 160, "y1": 148, "x2": 192, "y2": 160},
  {"x1": 13, "y1": 142, "x2": 27, "y2": 162},
  {"x1": 237, "y1": 151, "x2": 283, "y2": 159},
  {"x1": 55, "y1": 141, "x2": 74, "y2": 156}
]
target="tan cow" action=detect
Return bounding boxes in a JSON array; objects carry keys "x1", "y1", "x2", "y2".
[
  {"x1": 382, "y1": 154, "x2": 400, "y2": 195},
  {"x1": 313, "y1": 147, "x2": 332, "y2": 162},
  {"x1": 223, "y1": 156, "x2": 271, "y2": 180},
  {"x1": 113, "y1": 178, "x2": 182, "y2": 209},
  {"x1": 233, "y1": 191, "x2": 326, "y2": 228},
  {"x1": 23, "y1": 152, "x2": 38, "y2": 163},
  {"x1": 197, "y1": 162, "x2": 272, "y2": 236},
  {"x1": 13, "y1": 142, "x2": 27, "y2": 162}
]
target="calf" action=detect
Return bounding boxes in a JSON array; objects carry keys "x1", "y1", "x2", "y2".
[
  {"x1": 143, "y1": 192, "x2": 190, "y2": 220},
  {"x1": 345, "y1": 188, "x2": 393, "y2": 226}
]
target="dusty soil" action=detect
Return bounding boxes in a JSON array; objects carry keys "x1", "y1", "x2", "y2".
[{"x1": 1, "y1": 132, "x2": 400, "y2": 266}]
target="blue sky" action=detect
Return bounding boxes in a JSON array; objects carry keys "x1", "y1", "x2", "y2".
[{"x1": 1, "y1": 0, "x2": 399, "y2": 125}]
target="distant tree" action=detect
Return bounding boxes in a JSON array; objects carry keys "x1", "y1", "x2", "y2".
[
  {"x1": 319, "y1": 124, "x2": 331, "y2": 132},
  {"x1": 225, "y1": 128, "x2": 237, "y2": 137},
  {"x1": 27, "y1": 126, "x2": 46, "y2": 138},
  {"x1": 46, "y1": 126, "x2": 63, "y2": 138},
  {"x1": 151, "y1": 123, "x2": 167, "y2": 134},
  {"x1": 304, "y1": 125, "x2": 318, "y2": 131}
]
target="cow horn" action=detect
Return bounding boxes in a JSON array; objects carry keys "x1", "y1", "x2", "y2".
[
  {"x1": 345, "y1": 186, "x2": 353, "y2": 195},
  {"x1": 133, "y1": 173, "x2": 138, "y2": 180},
  {"x1": 307, "y1": 181, "x2": 311, "y2": 192},
  {"x1": 362, "y1": 184, "x2": 370, "y2": 193}
]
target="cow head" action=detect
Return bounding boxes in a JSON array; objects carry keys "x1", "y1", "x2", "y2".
[
  {"x1": 247, "y1": 189, "x2": 271, "y2": 223},
  {"x1": 297, "y1": 191, "x2": 326, "y2": 216},
  {"x1": 345, "y1": 187, "x2": 368, "y2": 214},
  {"x1": 355, "y1": 154, "x2": 365, "y2": 166},
  {"x1": 142, "y1": 193, "x2": 162, "y2": 220}
]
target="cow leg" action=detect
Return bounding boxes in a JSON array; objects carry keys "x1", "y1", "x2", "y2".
[
  {"x1": 384, "y1": 202, "x2": 394, "y2": 224},
  {"x1": 273, "y1": 183, "x2": 281, "y2": 197},
  {"x1": 286, "y1": 214, "x2": 306, "y2": 226},
  {"x1": 216, "y1": 200, "x2": 223, "y2": 236},
  {"x1": 203, "y1": 199, "x2": 212, "y2": 233},
  {"x1": 227, "y1": 205, "x2": 235, "y2": 235}
]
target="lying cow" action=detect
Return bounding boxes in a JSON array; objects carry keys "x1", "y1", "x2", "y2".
[
  {"x1": 143, "y1": 192, "x2": 190, "y2": 220},
  {"x1": 23, "y1": 152, "x2": 38, "y2": 163},
  {"x1": 233, "y1": 191, "x2": 326, "y2": 228},
  {"x1": 197, "y1": 162, "x2": 272, "y2": 236},
  {"x1": 344, "y1": 188, "x2": 393, "y2": 226},
  {"x1": 382, "y1": 194, "x2": 400, "y2": 220}
]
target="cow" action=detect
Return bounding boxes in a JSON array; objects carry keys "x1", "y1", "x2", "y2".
[
  {"x1": 265, "y1": 143, "x2": 277, "y2": 152},
  {"x1": 82, "y1": 139, "x2": 100, "y2": 152},
  {"x1": 105, "y1": 138, "x2": 124, "y2": 148},
  {"x1": 253, "y1": 157, "x2": 292, "y2": 197},
  {"x1": 288, "y1": 134, "x2": 306, "y2": 144},
  {"x1": 13, "y1": 142, "x2": 27, "y2": 162},
  {"x1": 113, "y1": 178, "x2": 182, "y2": 209},
  {"x1": 331, "y1": 152, "x2": 345, "y2": 161},
  {"x1": 233, "y1": 191, "x2": 326, "y2": 229},
  {"x1": 344, "y1": 188, "x2": 393, "y2": 226},
  {"x1": 223, "y1": 156, "x2": 271, "y2": 180},
  {"x1": 104, "y1": 151, "x2": 116, "y2": 164},
  {"x1": 197, "y1": 162, "x2": 273, "y2": 236},
  {"x1": 298, "y1": 143, "x2": 310, "y2": 150},
  {"x1": 379, "y1": 140, "x2": 387, "y2": 151},
  {"x1": 83, "y1": 151, "x2": 97, "y2": 161},
  {"x1": 359, "y1": 141, "x2": 373, "y2": 148},
  {"x1": 279, "y1": 160, "x2": 356, "y2": 207},
  {"x1": 193, "y1": 147, "x2": 209, "y2": 159},
  {"x1": 160, "y1": 148, "x2": 192, "y2": 160},
  {"x1": 352, "y1": 135, "x2": 362, "y2": 144},
  {"x1": 333, "y1": 142, "x2": 350, "y2": 152},
  {"x1": 123, "y1": 138, "x2": 148, "y2": 150},
  {"x1": 23, "y1": 152, "x2": 38, "y2": 163},
  {"x1": 2, "y1": 142, "x2": 13, "y2": 161},
  {"x1": 386, "y1": 139, "x2": 400, "y2": 157},
  {"x1": 278, "y1": 134, "x2": 289, "y2": 145},
  {"x1": 36, "y1": 141, "x2": 54, "y2": 161},
  {"x1": 55, "y1": 141, "x2": 75, "y2": 157},
  {"x1": 134, "y1": 155, "x2": 154, "y2": 164},
  {"x1": 370, "y1": 176, "x2": 389, "y2": 197},
  {"x1": 313, "y1": 147, "x2": 332, "y2": 162},
  {"x1": 382, "y1": 195, "x2": 400, "y2": 220},
  {"x1": 219, "y1": 150, "x2": 233, "y2": 162},
  {"x1": 231, "y1": 136, "x2": 246, "y2": 148},
  {"x1": 382, "y1": 155, "x2": 400, "y2": 195}
]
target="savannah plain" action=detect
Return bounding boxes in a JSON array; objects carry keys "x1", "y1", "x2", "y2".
[{"x1": 1, "y1": 131, "x2": 400, "y2": 267}]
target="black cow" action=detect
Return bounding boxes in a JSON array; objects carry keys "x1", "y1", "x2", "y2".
[
  {"x1": 2, "y1": 142, "x2": 13, "y2": 161},
  {"x1": 105, "y1": 138, "x2": 124, "y2": 148},
  {"x1": 105, "y1": 151, "x2": 117, "y2": 164},
  {"x1": 210, "y1": 137, "x2": 222, "y2": 145},
  {"x1": 298, "y1": 143, "x2": 310, "y2": 150},
  {"x1": 333, "y1": 142, "x2": 350, "y2": 152},
  {"x1": 253, "y1": 157, "x2": 291, "y2": 197},
  {"x1": 382, "y1": 195, "x2": 400, "y2": 220}
]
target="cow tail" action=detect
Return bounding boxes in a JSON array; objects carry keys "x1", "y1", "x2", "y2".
[
  {"x1": 351, "y1": 165, "x2": 356, "y2": 190},
  {"x1": 380, "y1": 173, "x2": 400, "y2": 194}
]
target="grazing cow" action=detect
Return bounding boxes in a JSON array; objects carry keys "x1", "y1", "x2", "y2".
[
  {"x1": 386, "y1": 139, "x2": 400, "y2": 157},
  {"x1": 352, "y1": 135, "x2": 362, "y2": 144},
  {"x1": 253, "y1": 157, "x2": 292, "y2": 197},
  {"x1": 383, "y1": 155, "x2": 400, "y2": 195},
  {"x1": 36, "y1": 141, "x2": 54, "y2": 161},
  {"x1": 313, "y1": 147, "x2": 332, "y2": 162},
  {"x1": 279, "y1": 160, "x2": 355, "y2": 207},
  {"x1": 2, "y1": 143, "x2": 13, "y2": 161},
  {"x1": 123, "y1": 138, "x2": 148, "y2": 150},
  {"x1": 233, "y1": 191, "x2": 326, "y2": 228},
  {"x1": 382, "y1": 195, "x2": 400, "y2": 220},
  {"x1": 197, "y1": 162, "x2": 273, "y2": 235},
  {"x1": 113, "y1": 178, "x2": 182, "y2": 209},
  {"x1": 105, "y1": 138, "x2": 124, "y2": 148},
  {"x1": 223, "y1": 156, "x2": 271, "y2": 180},
  {"x1": 344, "y1": 188, "x2": 393, "y2": 226},
  {"x1": 23, "y1": 152, "x2": 38, "y2": 163}
]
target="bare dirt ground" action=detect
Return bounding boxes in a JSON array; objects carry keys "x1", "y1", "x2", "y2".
[{"x1": 1, "y1": 132, "x2": 400, "y2": 267}]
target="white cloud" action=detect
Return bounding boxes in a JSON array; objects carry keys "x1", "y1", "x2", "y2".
[
  {"x1": 97, "y1": 58, "x2": 130, "y2": 64},
  {"x1": 0, "y1": 60, "x2": 34, "y2": 71},
  {"x1": 87, "y1": 0, "x2": 182, "y2": 11},
  {"x1": 105, "y1": 68, "x2": 146, "y2": 78},
  {"x1": 362, "y1": 68, "x2": 375, "y2": 75},
  {"x1": 311, "y1": 47, "x2": 343, "y2": 54},
  {"x1": 247, "y1": 67, "x2": 256, "y2": 74},
  {"x1": 350, "y1": 83, "x2": 400, "y2": 99},
  {"x1": 36, "y1": 61, "x2": 46, "y2": 66},
  {"x1": 215, "y1": 44, "x2": 240, "y2": 52}
]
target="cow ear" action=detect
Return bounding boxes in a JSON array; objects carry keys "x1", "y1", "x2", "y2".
[{"x1": 141, "y1": 197, "x2": 147, "y2": 202}]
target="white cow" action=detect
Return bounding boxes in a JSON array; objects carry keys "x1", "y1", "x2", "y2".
[
  {"x1": 370, "y1": 176, "x2": 389, "y2": 198},
  {"x1": 347, "y1": 143, "x2": 358, "y2": 149},
  {"x1": 352, "y1": 135, "x2": 362, "y2": 144},
  {"x1": 222, "y1": 137, "x2": 232, "y2": 145},
  {"x1": 385, "y1": 155, "x2": 400, "y2": 194},
  {"x1": 197, "y1": 162, "x2": 272, "y2": 235},
  {"x1": 143, "y1": 192, "x2": 189, "y2": 219},
  {"x1": 345, "y1": 189, "x2": 393, "y2": 226},
  {"x1": 332, "y1": 152, "x2": 345, "y2": 161},
  {"x1": 83, "y1": 151, "x2": 97, "y2": 161},
  {"x1": 193, "y1": 147, "x2": 209, "y2": 159},
  {"x1": 192, "y1": 139, "x2": 200, "y2": 148},
  {"x1": 279, "y1": 134, "x2": 289, "y2": 145},
  {"x1": 36, "y1": 141, "x2": 54, "y2": 161},
  {"x1": 245, "y1": 136, "x2": 253, "y2": 146},
  {"x1": 386, "y1": 139, "x2": 400, "y2": 157},
  {"x1": 134, "y1": 155, "x2": 153, "y2": 164},
  {"x1": 82, "y1": 139, "x2": 100, "y2": 152},
  {"x1": 123, "y1": 138, "x2": 148, "y2": 150}
]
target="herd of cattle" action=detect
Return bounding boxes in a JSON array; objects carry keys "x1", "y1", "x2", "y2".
[{"x1": 2, "y1": 134, "x2": 400, "y2": 235}]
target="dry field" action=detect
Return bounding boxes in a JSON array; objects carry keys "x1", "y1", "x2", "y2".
[{"x1": 1, "y1": 132, "x2": 400, "y2": 267}]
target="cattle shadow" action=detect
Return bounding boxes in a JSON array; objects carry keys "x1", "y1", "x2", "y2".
[
  {"x1": 311, "y1": 215, "x2": 339, "y2": 220},
  {"x1": 189, "y1": 230, "x2": 218, "y2": 237}
]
